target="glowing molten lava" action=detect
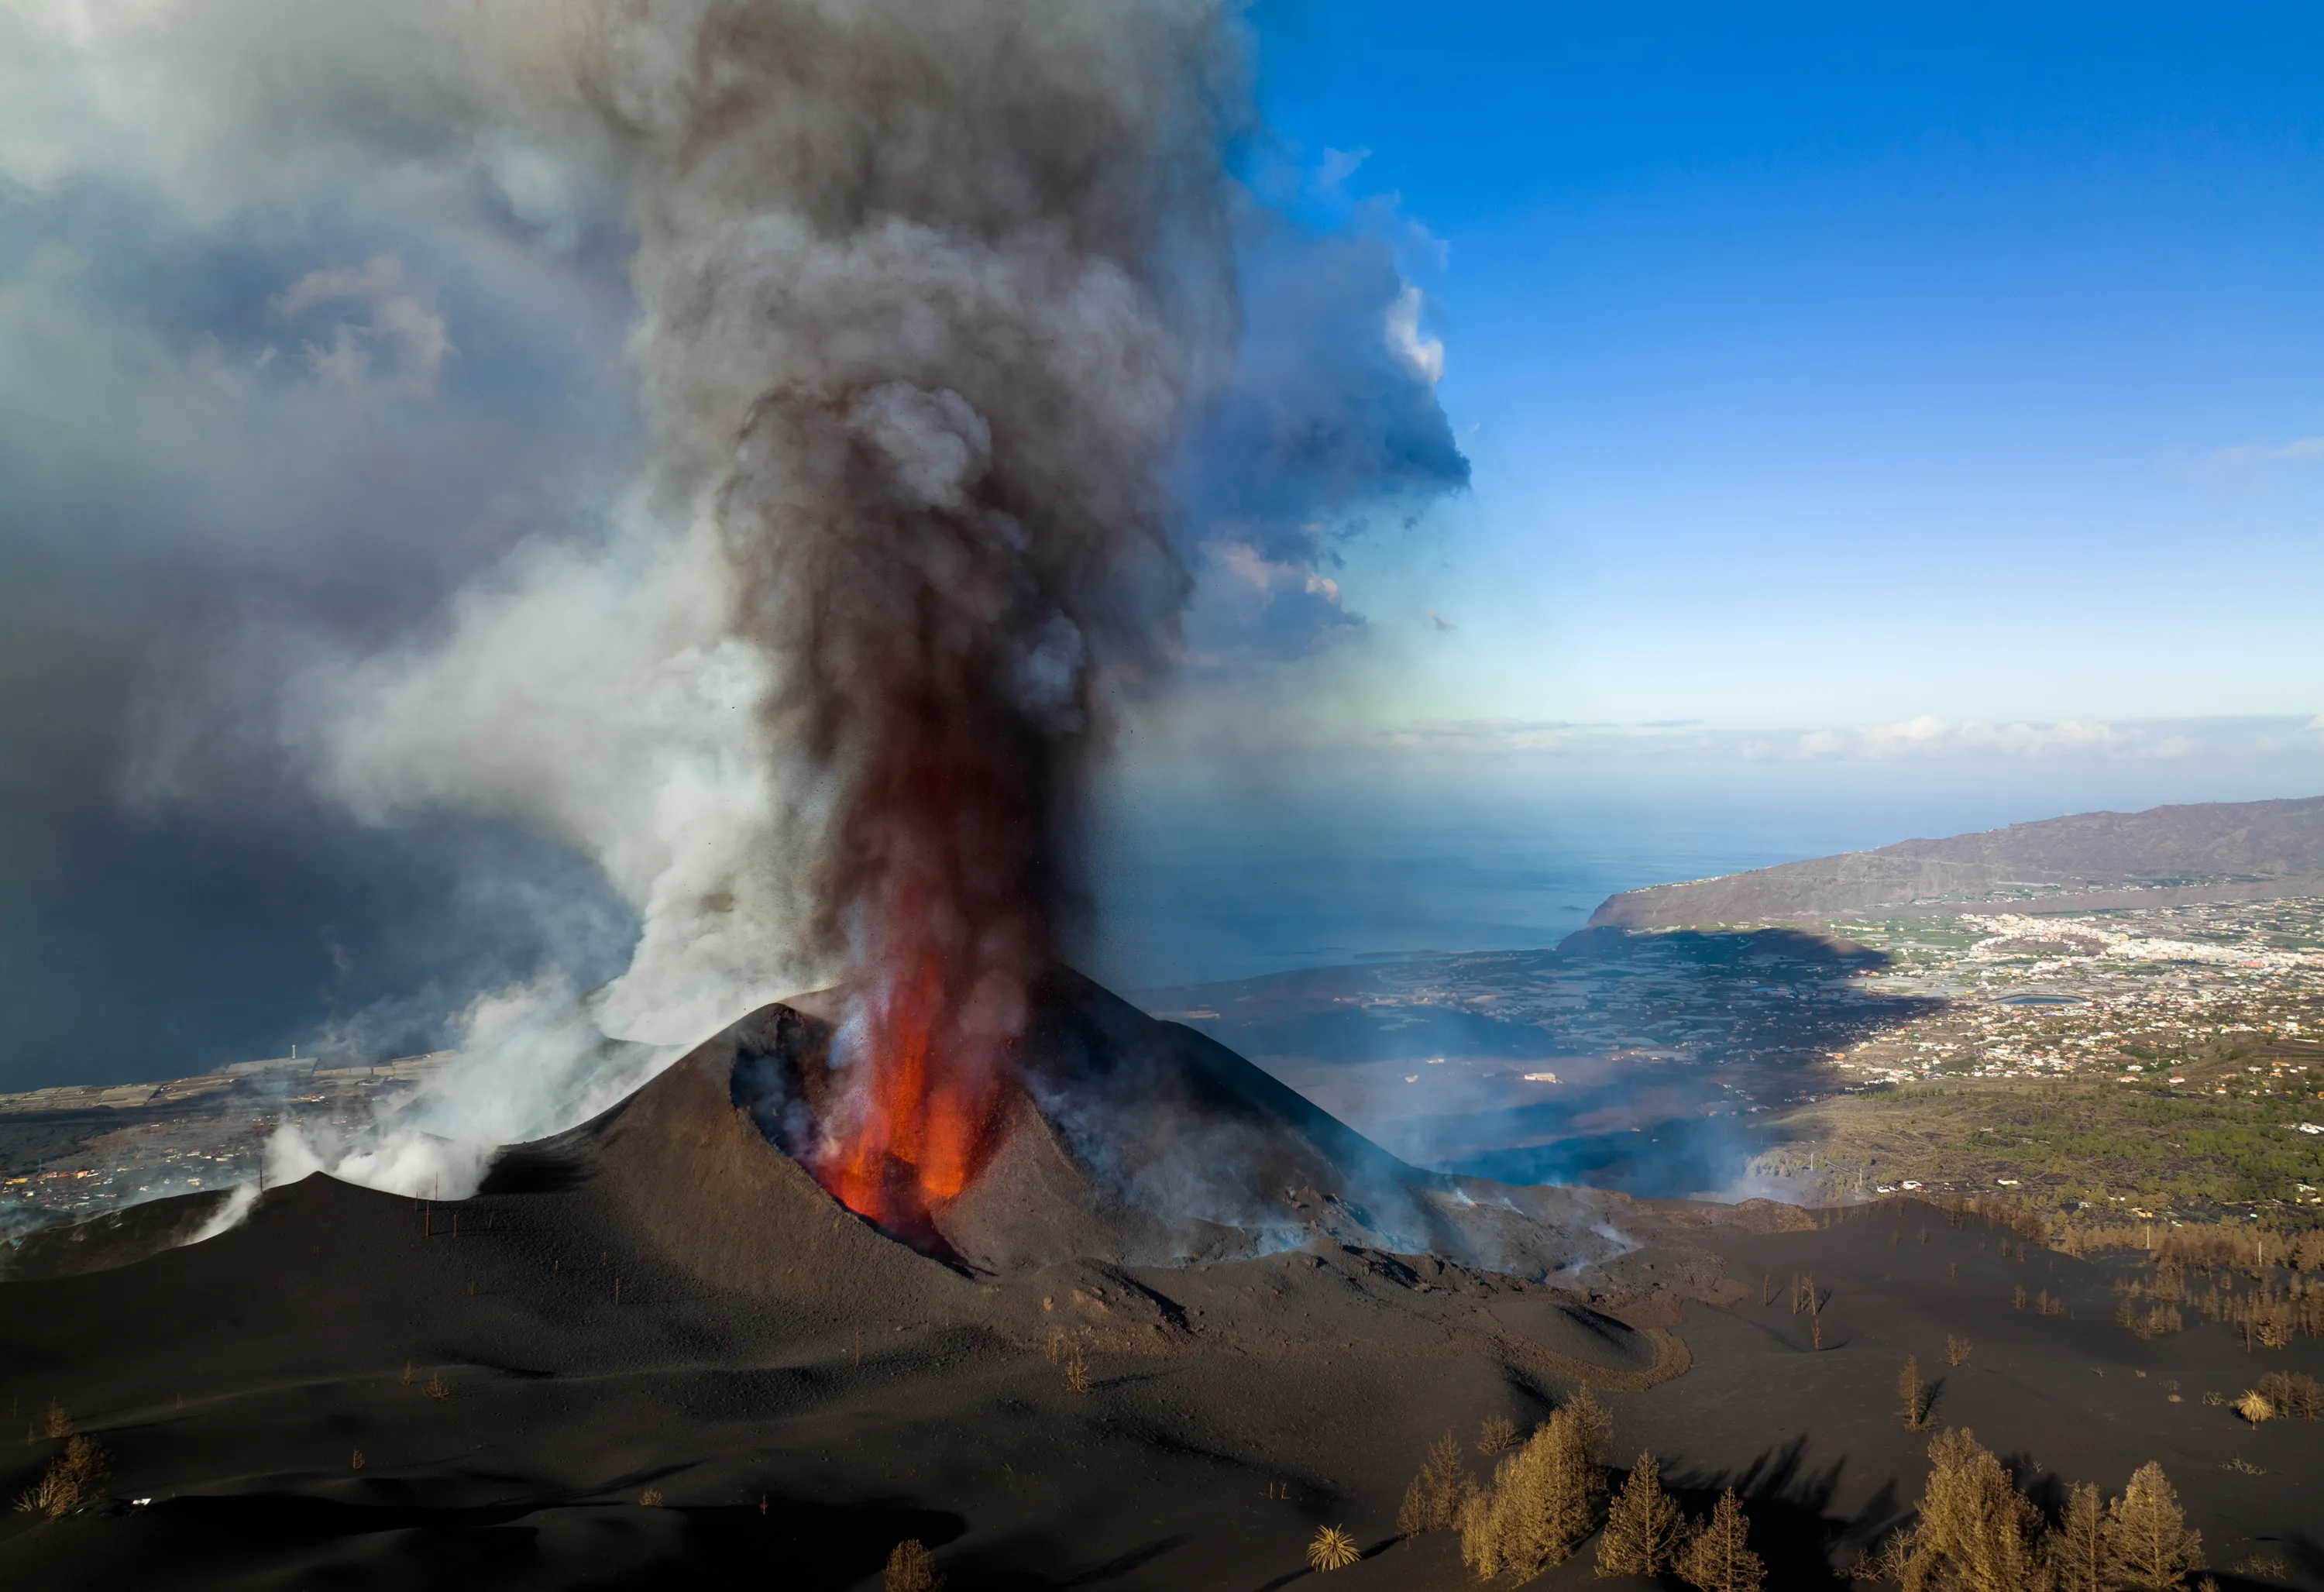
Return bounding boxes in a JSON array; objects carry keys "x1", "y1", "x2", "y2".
[
  {"x1": 813, "y1": 910, "x2": 1020, "y2": 1236},
  {"x1": 806, "y1": 701, "x2": 1046, "y2": 1238}
]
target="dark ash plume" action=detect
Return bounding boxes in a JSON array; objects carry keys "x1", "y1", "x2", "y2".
[{"x1": 471, "y1": 0, "x2": 1250, "y2": 1224}]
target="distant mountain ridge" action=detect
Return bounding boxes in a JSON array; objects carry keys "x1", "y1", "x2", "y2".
[{"x1": 1588, "y1": 795, "x2": 2324, "y2": 930}]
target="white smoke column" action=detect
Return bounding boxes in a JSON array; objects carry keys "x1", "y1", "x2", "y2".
[
  {"x1": 284, "y1": 0, "x2": 1249, "y2": 1205},
  {"x1": 311, "y1": 503, "x2": 804, "y2": 1046}
]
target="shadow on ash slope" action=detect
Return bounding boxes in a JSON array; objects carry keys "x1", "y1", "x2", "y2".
[{"x1": 547, "y1": 968, "x2": 1621, "y2": 1282}]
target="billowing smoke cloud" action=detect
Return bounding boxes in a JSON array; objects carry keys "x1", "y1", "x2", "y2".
[
  {"x1": 0, "y1": 0, "x2": 645, "y2": 1081},
  {"x1": 0, "y1": 0, "x2": 1466, "y2": 1205}
]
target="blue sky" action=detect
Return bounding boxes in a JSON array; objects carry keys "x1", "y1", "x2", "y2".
[
  {"x1": 1241, "y1": 1, "x2": 2324, "y2": 731},
  {"x1": 6, "y1": 2, "x2": 2324, "y2": 1081}
]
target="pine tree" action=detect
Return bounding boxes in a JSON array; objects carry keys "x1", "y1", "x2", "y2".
[
  {"x1": 1400, "y1": 1431, "x2": 1474, "y2": 1537},
  {"x1": 1459, "y1": 1389, "x2": 1610, "y2": 1580},
  {"x1": 1564, "y1": 1384, "x2": 1614, "y2": 1463},
  {"x1": 2102, "y1": 1463, "x2": 2202, "y2": 1590},
  {"x1": 1892, "y1": 1427, "x2": 2048, "y2": 1592},
  {"x1": 1398, "y1": 1472, "x2": 1428, "y2": 1540},
  {"x1": 1900, "y1": 1354, "x2": 1928, "y2": 1429},
  {"x1": 1676, "y1": 1488, "x2": 1765, "y2": 1592},
  {"x1": 1457, "y1": 1484, "x2": 1501, "y2": 1579},
  {"x1": 2049, "y1": 1482, "x2": 2106, "y2": 1592},
  {"x1": 1521, "y1": 1407, "x2": 1599, "y2": 1569},
  {"x1": 1594, "y1": 1451, "x2": 1686, "y2": 1579}
]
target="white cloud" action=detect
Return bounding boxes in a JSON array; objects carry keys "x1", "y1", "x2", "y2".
[
  {"x1": 1178, "y1": 538, "x2": 1362, "y2": 665},
  {"x1": 1313, "y1": 144, "x2": 1370, "y2": 192},
  {"x1": 0, "y1": 0, "x2": 474, "y2": 225},
  {"x1": 1375, "y1": 717, "x2": 1705, "y2": 755},
  {"x1": 2205, "y1": 434, "x2": 2324, "y2": 470},
  {"x1": 1360, "y1": 714, "x2": 2316, "y2": 765},
  {"x1": 1789, "y1": 716, "x2": 2176, "y2": 761},
  {"x1": 275, "y1": 256, "x2": 452, "y2": 394},
  {"x1": 1212, "y1": 538, "x2": 1339, "y2": 603},
  {"x1": 1384, "y1": 283, "x2": 1443, "y2": 385},
  {"x1": 2190, "y1": 432, "x2": 2324, "y2": 491}
]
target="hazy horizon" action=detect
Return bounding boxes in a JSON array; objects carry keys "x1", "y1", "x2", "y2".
[{"x1": 9, "y1": 765, "x2": 2322, "y2": 1092}]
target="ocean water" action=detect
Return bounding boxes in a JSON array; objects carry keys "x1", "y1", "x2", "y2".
[
  {"x1": 1074, "y1": 782, "x2": 2035, "y2": 1199},
  {"x1": 1078, "y1": 782, "x2": 2068, "y2": 992}
]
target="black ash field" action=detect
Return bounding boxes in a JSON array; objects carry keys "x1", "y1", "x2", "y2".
[{"x1": 2, "y1": 980, "x2": 2320, "y2": 1590}]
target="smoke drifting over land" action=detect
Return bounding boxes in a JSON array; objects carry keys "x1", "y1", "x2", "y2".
[{"x1": 0, "y1": 0, "x2": 1465, "y2": 1199}]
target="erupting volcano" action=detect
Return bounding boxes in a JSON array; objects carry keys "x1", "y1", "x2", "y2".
[
  {"x1": 269, "y1": 0, "x2": 1466, "y2": 1233},
  {"x1": 621, "y1": 0, "x2": 1223, "y2": 1238},
  {"x1": 695, "y1": 963, "x2": 1614, "y2": 1280},
  {"x1": 204, "y1": 0, "x2": 1461, "y2": 1275}
]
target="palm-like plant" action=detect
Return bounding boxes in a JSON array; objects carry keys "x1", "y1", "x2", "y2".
[{"x1": 1308, "y1": 1524, "x2": 1360, "y2": 1571}]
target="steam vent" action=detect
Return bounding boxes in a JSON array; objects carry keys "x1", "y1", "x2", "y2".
[{"x1": 493, "y1": 968, "x2": 1617, "y2": 1289}]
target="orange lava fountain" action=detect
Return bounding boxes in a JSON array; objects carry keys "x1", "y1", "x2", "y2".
[
  {"x1": 799, "y1": 641, "x2": 1053, "y2": 1237},
  {"x1": 812, "y1": 868, "x2": 1026, "y2": 1236}
]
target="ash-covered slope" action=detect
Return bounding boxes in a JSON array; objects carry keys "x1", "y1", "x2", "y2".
[
  {"x1": 1590, "y1": 794, "x2": 2324, "y2": 929},
  {"x1": 516, "y1": 967, "x2": 1612, "y2": 1293}
]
